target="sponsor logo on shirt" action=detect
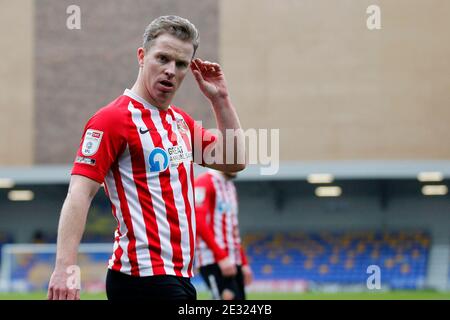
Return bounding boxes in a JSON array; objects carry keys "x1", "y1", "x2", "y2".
[
  {"x1": 148, "y1": 146, "x2": 192, "y2": 173},
  {"x1": 82, "y1": 129, "x2": 103, "y2": 156},
  {"x1": 167, "y1": 145, "x2": 192, "y2": 166},
  {"x1": 148, "y1": 148, "x2": 169, "y2": 172},
  {"x1": 75, "y1": 156, "x2": 96, "y2": 166},
  {"x1": 217, "y1": 201, "x2": 232, "y2": 213}
]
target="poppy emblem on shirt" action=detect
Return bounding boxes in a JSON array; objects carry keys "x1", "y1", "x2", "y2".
[{"x1": 148, "y1": 148, "x2": 169, "y2": 172}]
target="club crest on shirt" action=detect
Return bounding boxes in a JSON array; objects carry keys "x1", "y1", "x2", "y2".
[
  {"x1": 176, "y1": 118, "x2": 189, "y2": 133},
  {"x1": 81, "y1": 129, "x2": 103, "y2": 156}
]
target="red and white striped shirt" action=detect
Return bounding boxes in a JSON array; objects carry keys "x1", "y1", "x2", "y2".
[
  {"x1": 72, "y1": 89, "x2": 215, "y2": 277},
  {"x1": 194, "y1": 171, "x2": 248, "y2": 267}
]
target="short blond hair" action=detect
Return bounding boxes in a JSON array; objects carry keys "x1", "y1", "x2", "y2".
[{"x1": 143, "y1": 15, "x2": 199, "y2": 57}]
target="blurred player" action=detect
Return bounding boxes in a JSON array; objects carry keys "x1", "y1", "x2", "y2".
[
  {"x1": 47, "y1": 15, "x2": 245, "y2": 300},
  {"x1": 195, "y1": 170, "x2": 253, "y2": 300}
]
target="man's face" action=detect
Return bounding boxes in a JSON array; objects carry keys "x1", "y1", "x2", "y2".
[{"x1": 139, "y1": 33, "x2": 194, "y2": 109}]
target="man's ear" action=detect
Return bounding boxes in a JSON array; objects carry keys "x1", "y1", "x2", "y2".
[{"x1": 137, "y1": 47, "x2": 145, "y2": 67}]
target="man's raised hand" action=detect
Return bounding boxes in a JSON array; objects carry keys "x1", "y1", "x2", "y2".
[{"x1": 191, "y1": 58, "x2": 229, "y2": 101}]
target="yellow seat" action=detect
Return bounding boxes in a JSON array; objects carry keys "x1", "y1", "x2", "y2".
[
  {"x1": 262, "y1": 264, "x2": 273, "y2": 274},
  {"x1": 304, "y1": 260, "x2": 314, "y2": 270},
  {"x1": 400, "y1": 263, "x2": 411, "y2": 274},
  {"x1": 319, "y1": 264, "x2": 329, "y2": 275}
]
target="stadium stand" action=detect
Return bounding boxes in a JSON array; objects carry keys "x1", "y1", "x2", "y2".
[
  {"x1": 244, "y1": 231, "x2": 429, "y2": 290},
  {"x1": 1, "y1": 244, "x2": 111, "y2": 292},
  {"x1": 0, "y1": 230, "x2": 433, "y2": 293}
]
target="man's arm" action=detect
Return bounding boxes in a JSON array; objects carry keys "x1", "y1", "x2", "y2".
[
  {"x1": 196, "y1": 208, "x2": 227, "y2": 262},
  {"x1": 191, "y1": 58, "x2": 246, "y2": 173},
  {"x1": 47, "y1": 175, "x2": 101, "y2": 300},
  {"x1": 240, "y1": 246, "x2": 253, "y2": 286}
]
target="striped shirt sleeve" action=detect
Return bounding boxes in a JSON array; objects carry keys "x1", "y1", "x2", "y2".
[{"x1": 71, "y1": 105, "x2": 127, "y2": 183}]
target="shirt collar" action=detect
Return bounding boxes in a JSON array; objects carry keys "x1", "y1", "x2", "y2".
[{"x1": 123, "y1": 89, "x2": 170, "y2": 112}]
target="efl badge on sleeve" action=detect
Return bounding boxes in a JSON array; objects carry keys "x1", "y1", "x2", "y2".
[{"x1": 82, "y1": 129, "x2": 103, "y2": 156}]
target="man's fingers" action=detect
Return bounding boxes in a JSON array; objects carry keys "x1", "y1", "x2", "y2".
[
  {"x1": 204, "y1": 61, "x2": 214, "y2": 71},
  {"x1": 57, "y1": 288, "x2": 68, "y2": 300},
  {"x1": 47, "y1": 288, "x2": 53, "y2": 300},
  {"x1": 191, "y1": 59, "x2": 200, "y2": 72},
  {"x1": 191, "y1": 58, "x2": 222, "y2": 76},
  {"x1": 203, "y1": 61, "x2": 220, "y2": 74},
  {"x1": 191, "y1": 60, "x2": 208, "y2": 79},
  {"x1": 245, "y1": 274, "x2": 253, "y2": 286},
  {"x1": 192, "y1": 59, "x2": 205, "y2": 72},
  {"x1": 222, "y1": 289, "x2": 235, "y2": 300},
  {"x1": 66, "y1": 289, "x2": 77, "y2": 300},
  {"x1": 67, "y1": 289, "x2": 80, "y2": 300},
  {"x1": 199, "y1": 63, "x2": 208, "y2": 74},
  {"x1": 53, "y1": 288, "x2": 61, "y2": 300},
  {"x1": 191, "y1": 68, "x2": 204, "y2": 83},
  {"x1": 192, "y1": 58, "x2": 221, "y2": 75}
]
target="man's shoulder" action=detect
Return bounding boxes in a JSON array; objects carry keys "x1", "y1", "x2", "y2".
[
  {"x1": 91, "y1": 95, "x2": 131, "y2": 120},
  {"x1": 82, "y1": 95, "x2": 132, "y2": 135}
]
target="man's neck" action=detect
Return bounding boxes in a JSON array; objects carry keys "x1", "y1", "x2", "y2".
[{"x1": 130, "y1": 80, "x2": 169, "y2": 111}]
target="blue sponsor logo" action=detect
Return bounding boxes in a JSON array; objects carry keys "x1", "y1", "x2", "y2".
[
  {"x1": 148, "y1": 148, "x2": 169, "y2": 172},
  {"x1": 217, "y1": 201, "x2": 231, "y2": 212}
]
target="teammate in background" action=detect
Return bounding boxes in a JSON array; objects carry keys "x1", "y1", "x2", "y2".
[
  {"x1": 47, "y1": 15, "x2": 245, "y2": 300},
  {"x1": 195, "y1": 170, "x2": 253, "y2": 300}
]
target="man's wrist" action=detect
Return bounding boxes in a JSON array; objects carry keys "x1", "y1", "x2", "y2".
[
  {"x1": 210, "y1": 94, "x2": 231, "y2": 108},
  {"x1": 55, "y1": 258, "x2": 77, "y2": 270}
]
